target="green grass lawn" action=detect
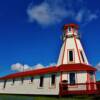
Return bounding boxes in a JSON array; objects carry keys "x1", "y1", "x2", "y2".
[{"x1": 0, "y1": 94, "x2": 100, "y2": 100}]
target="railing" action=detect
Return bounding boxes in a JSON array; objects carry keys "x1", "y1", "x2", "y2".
[
  {"x1": 96, "y1": 81, "x2": 100, "y2": 94},
  {"x1": 59, "y1": 82, "x2": 100, "y2": 96}
]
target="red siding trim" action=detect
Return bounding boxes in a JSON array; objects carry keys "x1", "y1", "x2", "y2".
[{"x1": 60, "y1": 90, "x2": 97, "y2": 96}]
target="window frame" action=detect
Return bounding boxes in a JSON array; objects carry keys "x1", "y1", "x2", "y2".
[
  {"x1": 3, "y1": 80, "x2": 7, "y2": 88},
  {"x1": 67, "y1": 49, "x2": 75, "y2": 63},
  {"x1": 39, "y1": 76, "x2": 44, "y2": 87},
  {"x1": 69, "y1": 72, "x2": 76, "y2": 85},
  {"x1": 51, "y1": 74, "x2": 56, "y2": 86},
  {"x1": 21, "y1": 77, "x2": 24, "y2": 84},
  {"x1": 12, "y1": 78, "x2": 15, "y2": 85},
  {"x1": 80, "y1": 50, "x2": 85, "y2": 63},
  {"x1": 68, "y1": 27, "x2": 71, "y2": 32},
  {"x1": 89, "y1": 72, "x2": 94, "y2": 82},
  {"x1": 30, "y1": 76, "x2": 34, "y2": 83}
]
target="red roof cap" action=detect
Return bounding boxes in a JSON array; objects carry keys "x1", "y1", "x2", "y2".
[{"x1": 63, "y1": 23, "x2": 79, "y2": 30}]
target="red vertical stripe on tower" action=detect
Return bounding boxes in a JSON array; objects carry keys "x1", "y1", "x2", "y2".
[
  {"x1": 61, "y1": 30, "x2": 69, "y2": 64},
  {"x1": 72, "y1": 29, "x2": 81, "y2": 63},
  {"x1": 61, "y1": 39, "x2": 67, "y2": 64}
]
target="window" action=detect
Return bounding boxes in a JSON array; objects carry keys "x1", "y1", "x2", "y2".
[
  {"x1": 3, "y1": 80, "x2": 7, "y2": 88},
  {"x1": 21, "y1": 78, "x2": 24, "y2": 84},
  {"x1": 80, "y1": 51, "x2": 85, "y2": 63},
  {"x1": 51, "y1": 74, "x2": 56, "y2": 86},
  {"x1": 30, "y1": 77, "x2": 34, "y2": 83},
  {"x1": 12, "y1": 79, "x2": 15, "y2": 85},
  {"x1": 68, "y1": 27, "x2": 71, "y2": 32},
  {"x1": 68, "y1": 50, "x2": 74, "y2": 62},
  {"x1": 69, "y1": 73, "x2": 76, "y2": 85},
  {"x1": 39, "y1": 76, "x2": 44, "y2": 87},
  {"x1": 89, "y1": 72, "x2": 94, "y2": 81}
]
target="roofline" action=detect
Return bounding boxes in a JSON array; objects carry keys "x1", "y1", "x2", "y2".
[{"x1": 0, "y1": 64, "x2": 96, "y2": 80}]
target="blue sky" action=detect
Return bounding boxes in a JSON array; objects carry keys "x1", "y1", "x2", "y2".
[{"x1": 0, "y1": 0, "x2": 100, "y2": 80}]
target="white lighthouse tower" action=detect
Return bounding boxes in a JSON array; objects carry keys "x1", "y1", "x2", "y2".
[{"x1": 57, "y1": 23, "x2": 89, "y2": 66}]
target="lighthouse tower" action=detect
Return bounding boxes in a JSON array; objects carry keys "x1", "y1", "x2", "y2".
[
  {"x1": 57, "y1": 23, "x2": 89, "y2": 66},
  {"x1": 0, "y1": 23, "x2": 97, "y2": 96}
]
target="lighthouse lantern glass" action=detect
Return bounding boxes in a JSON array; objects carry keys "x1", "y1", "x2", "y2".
[{"x1": 68, "y1": 27, "x2": 71, "y2": 32}]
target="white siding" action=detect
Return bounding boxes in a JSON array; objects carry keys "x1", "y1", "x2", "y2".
[
  {"x1": 61, "y1": 71, "x2": 87, "y2": 83},
  {"x1": 57, "y1": 30, "x2": 89, "y2": 65},
  {"x1": 77, "y1": 72, "x2": 87, "y2": 83},
  {"x1": 61, "y1": 71, "x2": 88, "y2": 91},
  {"x1": 0, "y1": 73, "x2": 60, "y2": 95}
]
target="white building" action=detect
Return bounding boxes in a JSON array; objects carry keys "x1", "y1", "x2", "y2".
[{"x1": 0, "y1": 24, "x2": 97, "y2": 96}]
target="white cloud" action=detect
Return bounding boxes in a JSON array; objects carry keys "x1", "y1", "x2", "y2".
[
  {"x1": 11, "y1": 63, "x2": 32, "y2": 72},
  {"x1": 46, "y1": 63, "x2": 56, "y2": 67},
  {"x1": 27, "y1": 1, "x2": 68, "y2": 25},
  {"x1": 27, "y1": 0, "x2": 99, "y2": 26},
  {"x1": 33, "y1": 63, "x2": 56, "y2": 69},
  {"x1": 11, "y1": 62, "x2": 56, "y2": 72},
  {"x1": 95, "y1": 63, "x2": 100, "y2": 71},
  {"x1": 87, "y1": 13, "x2": 98, "y2": 22},
  {"x1": 23, "y1": 64, "x2": 33, "y2": 71},
  {"x1": 33, "y1": 64, "x2": 45, "y2": 69},
  {"x1": 75, "y1": 10, "x2": 85, "y2": 22},
  {"x1": 75, "y1": 9, "x2": 99, "y2": 25}
]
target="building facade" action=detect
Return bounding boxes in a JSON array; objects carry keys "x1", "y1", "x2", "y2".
[{"x1": 0, "y1": 24, "x2": 97, "y2": 96}]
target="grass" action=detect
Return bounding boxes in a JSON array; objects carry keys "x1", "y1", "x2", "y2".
[{"x1": 0, "y1": 94, "x2": 100, "y2": 100}]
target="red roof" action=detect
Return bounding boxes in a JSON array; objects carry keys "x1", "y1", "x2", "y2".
[
  {"x1": 0, "y1": 64, "x2": 96, "y2": 80},
  {"x1": 59, "y1": 64, "x2": 96, "y2": 71}
]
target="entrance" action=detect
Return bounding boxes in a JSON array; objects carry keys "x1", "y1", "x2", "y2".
[
  {"x1": 69, "y1": 73, "x2": 75, "y2": 85},
  {"x1": 59, "y1": 80, "x2": 68, "y2": 96}
]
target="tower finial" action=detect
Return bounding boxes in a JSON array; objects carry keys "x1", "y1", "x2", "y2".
[{"x1": 63, "y1": 23, "x2": 79, "y2": 30}]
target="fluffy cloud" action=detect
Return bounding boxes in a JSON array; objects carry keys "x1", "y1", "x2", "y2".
[
  {"x1": 33, "y1": 64, "x2": 45, "y2": 69},
  {"x1": 11, "y1": 63, "x2": 33, "y2": 72},
  {"x1": 27, "y1": 0, "x2": 99, "y2": 26},
  {"x1": 46, "y1": 63, "x2": 56, "y2": 67},
  {"x1": 27, "y1": 1, "x2": 68, "y2": 25},
  {"x1": 11, "y1": 62, "x2": 56, "y2": 72},
  {"x1": 95, "y1": 63, "x2": 100, "y2": 71}
]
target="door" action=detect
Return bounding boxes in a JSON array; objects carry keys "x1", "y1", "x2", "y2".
[
  {"x1": 59, "y1": 80, "x2": 68, "y2": 96},
  {"x1": 69, "y1": 73, "x2": 75, "y2": 85}
]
